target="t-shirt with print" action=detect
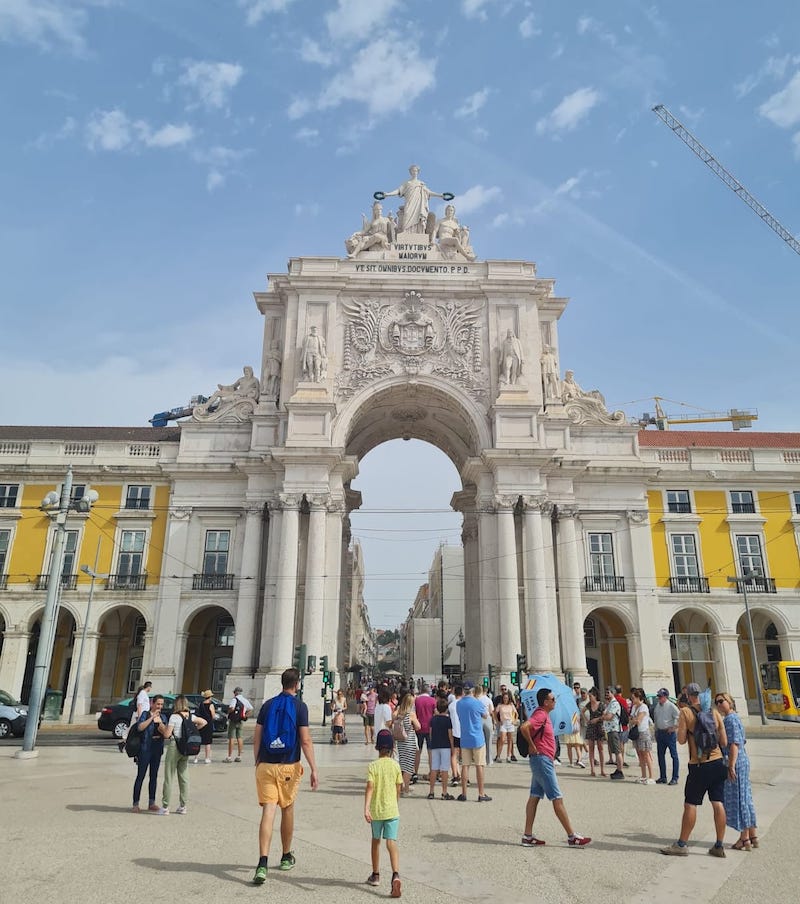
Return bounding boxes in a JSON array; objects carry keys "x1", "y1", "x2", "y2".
[
  {"x1": 429, "y1": 713, "x2": 453, "y2": 750},
  {"x1": 527, "y1": 707, "x2": 556, "y2": 759},
  {"x1": 367, "y1": 756, "x2": 402, "y2": 821},
  {"x1": 456, "y1": 695, "x2": 485, "y2": 749},
  {"x1": 604, "y1": 698, "x2": 621, "y2": 733}
]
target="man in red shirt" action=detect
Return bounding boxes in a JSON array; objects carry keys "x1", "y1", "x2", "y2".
[
  {"x1": 412, "y1": 685, "x2": 436, "y2": 782},
  {"x1": 518, "y1": 687, "x2": 591, "y2": 847}
]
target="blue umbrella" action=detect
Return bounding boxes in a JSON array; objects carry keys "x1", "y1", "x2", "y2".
[{"x1": 520, "y1": 673, "x2": 580, "y2": 736}]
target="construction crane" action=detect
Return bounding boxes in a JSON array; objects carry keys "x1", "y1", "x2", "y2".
[
  {"x1": 637, "y1": 397, "x2": 758, "y2": 431},
  {"x1": 652, "y1": 104, "x2": 800, "y2": 257}
]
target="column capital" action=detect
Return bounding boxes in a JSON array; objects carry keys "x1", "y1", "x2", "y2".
[
  {"x1": 521, "y1": 494, "x2": 552, "y2": 515},
  {"x1": 326, "y1": 497, "x2": 347, "y2": 514},
  {"x1": 558, "y1": 504, "x2": 580, "y2": 519},
  {"x1": 461, "y1": 522, "x2": 478, "y2": 542},
  {"x1": 306, "y1": 493, "x2": 331, "y2": 510},
  {"x1": 244, "y1": 501, "x2": 265, "y2": 517},
  {"x1": 278, "y1": 493, "x2": 302, "y2": 510},
  {"x1": 626, "y1": 508, "x2": 649, "y2": 524},
  {"x1": 476, "y1": 497, "x2": 496, "y2": 514},
  {"x1": 494, "y1": 493, "x2": 519, "y2": 511}
]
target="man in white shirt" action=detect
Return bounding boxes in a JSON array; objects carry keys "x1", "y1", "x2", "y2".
[{"x1": 224, "y1": 686, "x2": 253, "y2": 763}]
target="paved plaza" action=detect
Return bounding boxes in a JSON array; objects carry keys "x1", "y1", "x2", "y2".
[{"x1": 3, "y1": 726, "x2": 799, "y2": 904}]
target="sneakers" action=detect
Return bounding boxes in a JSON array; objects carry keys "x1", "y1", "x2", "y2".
[
  {"x1": 175, "y1": 806, "x2": 187, "y2": 815},
  {"x1": 610, "y1": 771, "x2": 625, "y2": 780},
  {"x1": 669, "y1": 779, "x2": 679, "y2": 785},
  {"x1": 157, "y1": 807, "x2": 169, "y2": 816},
  {"x1": 253, "y1": 865, "x2": 268, "y2": 884},
  {"x1": 478, "y1": 795, "x2": 492, "y2": 802},
  {"x1": 204, "y1": 758, "x2": 212, "y2": 764},
  {"x1": 493, "y1": 756, "x2": 501, "y2": 763},
  {"x1": 366, "y1": 873, "x2": 380, "y2": 887},
  {"x1": 577, "y1": 761, "x2": 586, "y2": 769},
  {"x1": 510, "y1": 755, "x2": 518, "y2": 762},
  {"x1": 192, "y1": 758, "x2": 199, "y2": 764},
  {"x1": 708, "y1": 844, "x2": 726, "y2": 858},
  {"x1": 148, "y1": 803, "x2": 160, "y2": 811},
  {"x1": 278, "y1": 852, "x2": 296, "y2": 871},
  {"x1": 660, "y1": 842, "x2": 689, "y2": 856},
  {"x1": 390, "y1": 873, "x2": 402, "y2": 898},
  {"x1": 553, "y1": 758, "x2": 561, "y2": 765},
  {"x1": 568, "y1": 834, "x2": 591, "y2": 846},
  {"x1": 131, "y1": 805, "x2": 140, "y2": 813},
  {"x1": 457, "y1": 793, "x2": 467, "y2": 802},
  {"x1": 234, "y1": 756, "x2": 241, "y2": 762},
  {"x1": 655, "y1": 778, "x2": 667, "y2": 784},
  {"x1": 223, "y1": 757, "x2": 233, "y2": 763},
  {"x1": 521, "y1": 834, "x2": 546, "y2": 846}
]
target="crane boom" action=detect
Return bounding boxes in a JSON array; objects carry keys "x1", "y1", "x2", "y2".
[{"x1": 652, "y1": 104, "x2": 800, "y2": 257}]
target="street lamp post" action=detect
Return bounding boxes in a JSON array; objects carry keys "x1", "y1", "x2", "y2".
[
  {"x1": 727, "y1": 571, "x2": 769, "y2": 726},
  {"x1": 68, "y1": 539, "x2": 107, "y2": 724}
]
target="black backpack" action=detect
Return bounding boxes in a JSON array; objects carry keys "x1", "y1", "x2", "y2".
[
  {"x1": 618, "y1": 704, "x2": 630, "y2": 728},
  {"x1": 229, "y1": 698, "x2": 245, "y2": 724},
  {"x1": 175, "y1": 715, "x2": 202, "y2": 757},
  {"x1": 124, "y1": 723, "x2": 142, "y2": 758}
]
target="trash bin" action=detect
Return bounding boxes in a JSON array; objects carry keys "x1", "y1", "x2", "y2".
[{"x1": 43, "y1": 690, "x2": 63, "y2": 721}]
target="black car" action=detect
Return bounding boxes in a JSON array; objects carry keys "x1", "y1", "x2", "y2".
[{"x1": 97, "y1": 694, "x2": 228, "y2": 738}]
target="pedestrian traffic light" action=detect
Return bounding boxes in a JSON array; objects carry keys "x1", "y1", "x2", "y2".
[
  {"x1": 516, "y1": 653, "x2": 527, "y2": 675},
  {"x1": 306, "y1": 654, "x2": 316, "y2": 675},
  {"x1": 320, "y1": 655, "x2": 329, "y2": 674},
  {"x1": 328, "y1": 670, "x2": 336, "y2": 689},
  {"x1": 488, "y1": 664, "x2": 494, "y2": 681},
  {"x1": 482, "y1": 676, "x2": 489, "y2": 689},
  {"x1": 322, "y1": 670, "x2": 330, "y2": 685},
  {"x1": 293, "y1": 643, "x2": 307, "y2": 672},
  {"x1": 510, "y1": 670, "x2": 518, "y2": 685}
]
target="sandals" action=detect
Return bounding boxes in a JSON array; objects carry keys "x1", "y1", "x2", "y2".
[
  {"x1": 732, "y1": 839, "x2": 752, "y2": 851},
  {"x1": 441, "y1": 793, "x2": 455, "y2": 800},
  {"x1": 426, "y1": 792, "x2": 435, "y2": 799},
  {"x1": 750, "y1": 835, "x2": 759, "y2": 848}
]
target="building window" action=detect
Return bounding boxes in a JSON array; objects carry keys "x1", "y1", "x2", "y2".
[
  {"x1": 62, "y1": 530, "x2": 79, "y2": 577},
  {"x1": 793, "y1": 491, "x2": 800, "y2": 515},
  {"x1": 0, "y1": 484, "x2": 19, "y2": 508},
  {"x1": 671, "y1": 534, "x2": 699, "y2": 577},
  {"x1": 133, "y1": 616, "x2": 146, "y2": 648},
  {"x1": 70, "y1": 484, "x2": 86, "y2": 504},
  {"x1": 118, "y1": 530, "x2": 145, "y2": 575},
  {"x1": 215, "y1": 613, "x2": 235, "y2": 647},
  {"x1": 203, "y1": 530, "x2": 230, "y2": 574},
  {"x1": 211, "y1": 656, "x2": 232, "y2": 695},
  {"x1": 0, "y1": 529, "x2": 9, "y2": 577},
  {"x1": 127, "y1": 656, "x2": 142, "y2": 694},
  {"x1": 125, "y1": 485, "x2": 151, "y2": 510},
  {"x1": 588, "y1": 533, "x2": 615, "y2": 577},
  {"x1": 583, "y1": 617, "x2": 597, "y2": 648},
  {"x1": 730, "y1": 490, "x2": 755, "y2": 514},
  {"x1": 666, "y1": 490, "x2": 691, "y2": 514},
  {"x1": 736, "y1": 534, "x2": 765, "y2": 576}
]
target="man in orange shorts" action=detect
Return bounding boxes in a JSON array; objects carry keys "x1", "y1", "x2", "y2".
[{"x1": 252, "y1": 668, "x2": 318, "y2": 884}]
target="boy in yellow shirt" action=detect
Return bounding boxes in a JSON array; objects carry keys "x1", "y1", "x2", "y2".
[{"x1": 365, "y1": 729, "x2": 403, "y2": 897}]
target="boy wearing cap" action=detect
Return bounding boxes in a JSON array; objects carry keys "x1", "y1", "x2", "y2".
[
  {"x1": 224, "y1": 686, "x2": 253, "y2": 763},
  {"x1": 653, "y1": 688, "x2": 680, "y2": 785},
  {"x1": 365, "y1": 729, "x2": 403, "y2": 897}
]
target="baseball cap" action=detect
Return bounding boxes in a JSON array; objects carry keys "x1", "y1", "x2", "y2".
[
  {"x1": 656, "y1": 688, "x2": 669, "y2": 697},
  {"x1": 375, "y1": 729, "x2": 394, "y2": 751},
  {"x1": 686, "y1": 682, "x2": 702, "y2": 696},
  {"x1": 463, "y1": 680, "x2": 475, "y2": 690}
]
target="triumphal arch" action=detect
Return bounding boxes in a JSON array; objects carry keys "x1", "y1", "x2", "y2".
[{"x1": 153, "y1": 165, "x2": 673, "y2": 707}]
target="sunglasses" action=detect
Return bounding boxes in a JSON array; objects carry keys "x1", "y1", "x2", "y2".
[{"x1": 714, "y1": 698, "x2": 725, "y2": 706}]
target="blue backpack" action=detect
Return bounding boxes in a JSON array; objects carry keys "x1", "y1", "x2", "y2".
[
  {"x1": 261, "y1": 693, "x2": 298, "y2": 759},
  {"x1": 691, "y1": 706, "x2": 719, "y2": 758}
]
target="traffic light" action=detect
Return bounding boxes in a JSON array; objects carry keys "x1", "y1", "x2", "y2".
[
  {"x1": 306, "y1": 654, "x2": 317, "y2": 675},
  {"x1": 320, "y1": 655, "x2": 329, "y2": 674},
  {"x1": 488, "y1": 664, "x2": 494, "y2": 682},
  {"x1": 322, "y1": 670, "x2": 330, "y2": 685},
  {"x1": 293, "y1": 643, "x2": 307, "y2": 672},
  {"x1": 510, "y1": 670, "x2": 518, "y2": 685},
  {"x1": 329, "y1": 670, "x2": 336, "y2": 689},
  {"x1": 482, "y1": 676, "x2": 489, "y2": 689},
  {"x1": 516, "y1": 653, "x2": 527, "y2": 676}
]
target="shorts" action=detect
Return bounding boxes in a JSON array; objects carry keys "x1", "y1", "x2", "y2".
[
  {"x1": 371, "y1": 817, "x2": 399, "y2": 840},
  {"x1": 634, "y1": 733, "x2": 652, "y2": 752},
  {"x1": 528, "y1": 754, "x2": 562, "y2": 801},
  {"x1": 430, "y1": 748, "x2": 450, "y2": 772},
  {"x1": 499, "y1": 720, "x2": 516, "y2": 735},
  {"x1": 416, "y1": 730, "x2": 430, "y2": 750},
  {"x1": 452, "y1": 737, "x2": 461, "y2": 749},
  {"x1": 255, "y1": 762, "x2": 303, "y2": 809},
  {"x1": 332, "y1": 725, "x2": 343, "y2": 735},
  {"x1": 364, "y1": 714, "x2": 375, "y2": 727},
  {"x1": 606, "y1": 731, "x2": 622, "y2": 755},
  {"x1": 684, "y1": 759, "x2": 727, "y2": 807},
  {"x1": 227, "y1": 722, "x2": 242, "y2": 740},
  {"x1": 460, "y1": 746, "x2": 486, "y2": 767}
]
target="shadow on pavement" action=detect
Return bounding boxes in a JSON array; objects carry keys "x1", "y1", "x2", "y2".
[
  {"x1": 132, "y1": 857, "x2": 252, "y2": 885},
  {"x1": 66, "y1": 804, "x2": 134, "y2": 814}
]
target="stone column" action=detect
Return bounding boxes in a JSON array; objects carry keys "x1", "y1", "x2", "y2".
[
  {"x1": 302, "y1": 495, "x2": 328, "y2": 661},
  {"x1": 258, "y1": 500, "x2": 282, "y2": 670},
  {"x1": 477, "y1": 500, "x2": 500, "y2": 673},
  {"x1": 714, "y1": 632, "x2": 747, "y2": 705},
  {"x1": 496, "y1": 494, "x2": 522, "y2": 675},
  {"x1": 271, "y1": 494, "x2": 301, "y2": 670},
  {"x1": 229, "y1": 504, "x2": 265, "y2": 682},
  {"x1": 461, "y1": 517, "x2": 480, "y2": 676},
  {"x1": 556, "y1": 505, "x2": 591, "y2": 687},
  {"x1": 63, "y1": 630, "x2": 100, "y2": 717},
  {"x1": 0, "y1": 631, "x2": 32, "y2": 699},
  {"x1": 323, "y1": 498, "x2": 345, "y2": 672},
  {"x1": 522, "y1": 496, "x2": 553, "y2": 673}
]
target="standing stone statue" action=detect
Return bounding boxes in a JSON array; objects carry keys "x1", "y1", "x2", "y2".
[
  {"x1": 264, "y1": 340, "x2": 282, "y2": 400},
  {"x1": 302, "y1": 326, "x2": 328, "y2": 383},
  {"x1": 541, "y1": 345, "x2": 561, "y2": 401},
  {"x1": 377, "y1": 164, "x2": 450, "y2": 235},
  {"x1": 498, "y1": 329, "x2": 524, "y2": 384},
  {"x1": 345, "y1": 201, "x2": 396, "y2": 257}
]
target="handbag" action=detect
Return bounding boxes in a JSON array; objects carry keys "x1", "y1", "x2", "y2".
[
  {"x1": 628, "y1": 724, "x2": 640, "y2": 741},
  {"x1": 391, "y1": 716, "x2": 407, "y2": 742}
]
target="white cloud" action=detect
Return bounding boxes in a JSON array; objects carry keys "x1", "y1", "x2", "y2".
[
  {"x1": 325, "y1": 0, "x2": 398, "y2": 44},
  {"x1": 0, "y1": 0, "x2": 87, "y2": 53},
  {"x1": 735, "y1": 54, "x2": 800, "y2": 99},
  {"x1": 206, "y1": 170, "x2": 224, "y2": 192},
  {"x1": 317, "y1": 37, "x2": 436, "y2": 117},
  {"x1": 576, "y1": 15, "x2": 617, "y2": 46},
  {"x1": 300, "y1": 37, "x2": 334, "y2": 66},
  {"x1": 454, "y1": 87, "x2": 489, "y2": 119},
  {"x1": 462, "y1": 0, "x2": 494, "y2": 21},
  {"x1": 31, "y1": 115, "x2": 76, "y2": 149},
  {"x1": 577, "y1": 16, "x2": 593, "y2": 35},
  {"x1": 86, "y1": 109, "x2": 194, "y2": 152},
  {"x1": 451, "y1": 184, "x2": 501, "y2": 216},
  {"x1": 287, "y1": 97, "x2": 312, "y2": 120},
  {"x1": 179, "y1": 61, "x2": 244, "y2": 110},
  {"x1": 294, "y1": 126, "x2": 319, "y2": 144},
  {"x1": 759, "y1": 72, "x2": 800, "y2": 128},
  {"x1": 678, "y1": 104, "x2": 704, "y2": 128},
  {"x1": 536, "y1": 87, "x2": 601, "y2": 136},
  {"x1": 519, "y1": 13, "x2": 540, "y2": 39},
  {"x1": 554, "y1": 172, "x2": 585, "y2": 197},
  {"x1": 238, "y1": 0, "x2": 297, "y2": 26}
]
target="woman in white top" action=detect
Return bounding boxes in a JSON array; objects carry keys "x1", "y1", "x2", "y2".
[
  {"x1": 158, "y1": 696, "x2": 207, "y2": 815},
  {"x1": 630, "y1": 688, "x2": 655, "y2": 784},
  {"x1": 373, "y1": 687, "x2": 393, "y2": 736}
]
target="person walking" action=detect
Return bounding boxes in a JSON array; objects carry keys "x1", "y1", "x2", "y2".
[
  {"x1": 715, "y1": 692, "x2": 758, "y2": 850},
  {"x1": 223, "y1": 686, "x2": 253, "y2": 763},
  {"x1": 660, "y1": 682, "x2": 728, "y2": 858},
  {"x1": 584, "y1": 688, "x2": 607, "y2": 777},
  {"x1": 630, "y1": 688, "x2": 655, "y2": 784},
  {"x1": 653, "y1": 688, "x2": 680, "y2": 785},
  {"x1": 518, "y1": 687, "x2": 591, "y2": 847},
  {"x1": 455, "y1": 686, "x2": 492, "y2": 802},
  {"x1": 427, "y1": 696, "x2": 454, "y2": 799},
  {"x1": 364, "y1": 729, "x2": 403, "y2": 897},
  {"x1": 131, "y1": 694, "x2": 167, "y2": 813},
  {"x1": 412, "y1": 685, "x2": 436, "y2": 783},
  {"x1": 158, "y1": 695, "x2": 207, "y2": 815},
  {"x1": 362, "y1": 686, "x2": 378, "y2": 745},
  {"x1": 194, "y1": 690, "x2": 215, "y2": 764},
  {"x1": 252, "y1": 668, "x2": 318, "y2": 884},
  {"x1": 391, "y1": 693, "x2": 420, "y2": 795}
]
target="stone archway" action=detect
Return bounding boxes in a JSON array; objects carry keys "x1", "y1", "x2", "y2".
[
  {"x1": 181, "y1": 606, "x2": 234, "y2": 696},
  {"x1": 583, "y1": 608, "x2": 632, "y2": 692},
  {"x1": 92, "y1": 605, "x2": 148, "y2": 706},
  {"x1": 20, "y1": 606, "x2": 77, "y2": 711},
  {"x1": 668, "y1": 607, "x2": 723, "y2": 693},
  {"x1": 736, "y1": 608, "x2": 791, "y2": 705}
]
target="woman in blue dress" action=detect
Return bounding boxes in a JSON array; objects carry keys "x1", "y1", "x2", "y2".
[{"x1": 715, "y1": 692, "x2": 758, "y2": 850}]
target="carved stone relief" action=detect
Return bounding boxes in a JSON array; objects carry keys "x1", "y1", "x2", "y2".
[{"x1": 561, "y1": 369, "x2": 627, "y2": 426}]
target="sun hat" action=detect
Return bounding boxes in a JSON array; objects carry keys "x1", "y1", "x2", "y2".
[{"x1": 202, "y1": 689, "x2": 214, "y2": 699}]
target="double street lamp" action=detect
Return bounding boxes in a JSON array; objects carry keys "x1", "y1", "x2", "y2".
[{"x1": 727, "y1": 570, "x2": 769, "y2": 726}]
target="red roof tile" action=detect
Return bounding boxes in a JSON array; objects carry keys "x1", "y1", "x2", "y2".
[{"x1": 638, "y1": 430, "x2": 800, "y2": 448}]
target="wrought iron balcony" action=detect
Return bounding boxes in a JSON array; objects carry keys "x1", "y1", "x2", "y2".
[
  {"x1": 107, "y1": 573, "x2": 148, "y2": 591},
  {"x1": 669, "y1": 576, "x2": 710, "y2": 593},
  {"x1": 583, "y1": 575, "x2": 625, "y2": 592},
  {"x1": 731, "y1": 502, "x2": 756, "y2": 514},
  {"x1": 667, "y1": 502, "x2": 692, "y2": 514},
  {"x1": 735, "y1": 576, "x2": 777, "y2": 594},
  {"x1": 36, "y1": 573, "x2": 78, "y2": 590},
  {"x1": 193, "y1": 573, "x2": 234, "y2": 591}
]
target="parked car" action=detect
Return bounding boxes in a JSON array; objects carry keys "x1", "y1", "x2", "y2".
[
  {"x1": 97, "y1": 694, "x2": 228, "y2": 739},
  {"x1": 0, "y1": 689, "x2": 31, "y2": 738}
]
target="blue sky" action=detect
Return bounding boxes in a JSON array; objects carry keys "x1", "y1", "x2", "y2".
[{"x1": 2, "y1": 0, "x2": 800, "y2": 628}]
